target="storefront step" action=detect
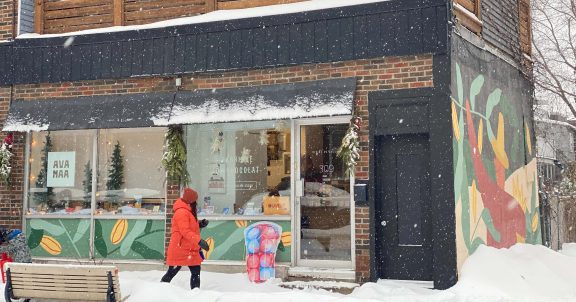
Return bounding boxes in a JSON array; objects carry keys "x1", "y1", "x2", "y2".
[
  {"x1": 202, "y1": 261, "x2": 290, "y2": 279},
  {"x1": 280, "y1": 279, "x2": 358, "y2": 295},
  {"x1": 287, "y1": 267, "x2": 356, "y2": 282},
  {"x1": 32, "y1": 257, "x2": 166, "y2": 272}
]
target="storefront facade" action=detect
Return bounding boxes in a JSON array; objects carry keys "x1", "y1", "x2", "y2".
[{"x1": 0, "y1": 0, "x2": 539, "y2": 289}]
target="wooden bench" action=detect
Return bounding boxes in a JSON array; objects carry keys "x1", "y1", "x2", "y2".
[{"x1": 4, "y1": 263, "x2": 121, "y2": 302}]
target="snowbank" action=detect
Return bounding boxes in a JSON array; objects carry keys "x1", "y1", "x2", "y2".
[
  {"x1": 451, "y1": 244, "x2": 576, "y2": 301},
  {"x1": 561, "y1": 242, "x2": 576, "y2": 257},
  {"x1": 1, "y1": 244, "x2": 575, "y2": 301}
]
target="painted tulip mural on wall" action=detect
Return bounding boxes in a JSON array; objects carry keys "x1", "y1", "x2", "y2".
[
  {"x1": 199, "y1": 220, "x2": 291, "y2": 262},
  {"x1": 26, "y1": 218, "x2": 165, "y2": 260},
  {"x1": 452, "y1": 58, "x2": 541, "y2": 270}
]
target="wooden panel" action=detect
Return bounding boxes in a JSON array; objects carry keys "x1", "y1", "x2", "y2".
[
  {"x1": 42, "y1": 0, "x2": 113, "y2": 34},
  {"x1": 124, "y1": 0, "x2": 207, "y2": 25},
  {"x1": 482, "y1": 0, "x2": 520, "y2": 58},
  {"x1": 518, "y1": 0, "x2": 531, "y2": 55},
  {"x1": 6, "y1": 263, "x2": 118, "y2": 276},
  {"x1": 217, "y1": 0, "x2": 305, "y2": 10}
]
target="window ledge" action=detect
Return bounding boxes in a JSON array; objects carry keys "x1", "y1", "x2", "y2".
[{"x1": 454, "y1": 3, "x2": 483, "y2": 34}]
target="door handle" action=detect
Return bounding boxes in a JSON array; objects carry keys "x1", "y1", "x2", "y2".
[{"x1": 381, "y1": 220, "x2": 387, "y2": 227}]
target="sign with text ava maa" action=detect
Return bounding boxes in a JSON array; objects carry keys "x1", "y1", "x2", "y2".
[{"x1": 47, "y1": 151, "x2": 76, "y2": 187}]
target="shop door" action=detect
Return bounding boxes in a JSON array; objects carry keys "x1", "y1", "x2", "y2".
[
  {"x1": 295, "y1": 121, "x2": 353, "y2": 268},
  {"x1": 375, "y1": 134, "x2": 432, "y2": 281}
]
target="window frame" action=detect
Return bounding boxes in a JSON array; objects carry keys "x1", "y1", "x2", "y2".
[{"x1": 454, "y1": 0, "x2": 483, "y2": 34}]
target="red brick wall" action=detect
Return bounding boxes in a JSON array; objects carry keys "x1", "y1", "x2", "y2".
[
  {"x1": 9, "y1": 54, "x2": 433, "y2": 280},
  {"x1": 0, "y1": 86, "x2": 25, "y2": 229},
  {"x1": 0, "y1": 0, "x2": 15, "y2": 40}
]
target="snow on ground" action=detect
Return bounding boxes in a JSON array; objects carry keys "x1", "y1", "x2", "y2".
[
  {"x1": 118, "y1": 244, "x2": 576, "y2": 302},
  {"x1": 1, "y1": 244, "x2": 575, "y2": 301}
]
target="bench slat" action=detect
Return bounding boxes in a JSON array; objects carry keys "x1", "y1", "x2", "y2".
[
  {"x1": 6, "y1": 263, "x2": 119, "y2": 276},
  {"x1": 12, "y1": 273, "x2": 110, "y2": 281},
  {"x1": 13, "y1": 289, "x2": 113, "y2": 301},
  {"x1": 12, "y1": 280, "x2": 112, "y2": 288},
  {"x1": 13, "y1": 284, "x2": 111, "y2": 292}
]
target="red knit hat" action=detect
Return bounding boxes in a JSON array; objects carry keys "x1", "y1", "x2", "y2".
[{"x1": 182, "y1": 188, "x2": 198, "y2": 204}]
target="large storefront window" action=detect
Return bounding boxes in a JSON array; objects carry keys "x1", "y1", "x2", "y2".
[
  {"x1": 25, "y1": 128, "x2": 166, "y2": 261},
  {"x1": 96, "y1": 128, "x2": 166, "y2": 215},
  {"x1": 27, "y1": 130, "x2": 94, "y2": 215},
  {"x1": 185, "y1": 121, "x2": 291, "y2": 217}
]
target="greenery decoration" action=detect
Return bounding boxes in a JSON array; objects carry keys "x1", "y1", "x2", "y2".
[
  {"x1": 33, "y1": 133, "x2": 54, "y2": 208},
  {"x1": 162, "y1": 126, "x2": 189, "y2": 185},
  {"x1": 82, "y1": 161, "x2": 92, "y2": 202},
  {"x1": 0, "y1": 134, "x2": 13, "y2": 186},
  {"x1": 337, "y1": 116, "x2": 361, "y2": 175},
  {"x1": 106, "y1": 141, "x2": 125, "y2": 191}
]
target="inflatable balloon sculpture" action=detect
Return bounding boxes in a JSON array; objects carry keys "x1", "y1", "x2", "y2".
[{"x1": 244, "y1": 222, "x2": 282, "y2": 282}]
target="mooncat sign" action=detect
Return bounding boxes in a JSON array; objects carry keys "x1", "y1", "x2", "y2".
[{"x1": 46, "y1": 152, "x2": 76, "y2": 187}]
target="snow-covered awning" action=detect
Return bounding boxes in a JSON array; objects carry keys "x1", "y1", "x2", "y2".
[
  {"x1": 2, "y1": 93, "x2": 174, "y2": 132},
  {"x1": 161, "y1": 78, "x2": 356, "y2": 125},
  {"x1": 2, "y1": 78, "x2": 355, "y2": 132}
]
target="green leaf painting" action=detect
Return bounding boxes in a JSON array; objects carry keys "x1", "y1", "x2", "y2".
[
  {"x1": 30, "y1": 219, "x2": 66, "y2": 236},
  {"x1": 73, "y1": 219, "x2": 90, "y2": 243},
  {"x1": 94, "y1": 220, "x2": 108, "y2": 258},
  {"x1": 27, "y1": 228, "x2": 44, "y2": 249},
  {"x1": 120, "y1": 220, "x2": 148, "y2": 256}
]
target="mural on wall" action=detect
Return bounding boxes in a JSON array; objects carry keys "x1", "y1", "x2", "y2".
[
  {"x1": 200, "y1": 220, "x2": 291, "y2": 262},
  {"x1": 26, "y1": 218, "x2": 165, "y2": 260},
  {"x1": 452, "y1": 37, "x2": 541, "y2": 270},
  {"x1": 27, "y1": 219, "x2": 90, "y2": 258}
]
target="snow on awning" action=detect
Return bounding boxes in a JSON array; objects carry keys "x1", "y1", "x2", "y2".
[
  {"x1": 2, "y1": 93, "x2": 174, "y2": 132},
  {"x1": 2, "y1": 78, "x2": 355, "y2": 132},
  {"x1": 161, "y1": 78, "x2": 356, "y2": 125}
]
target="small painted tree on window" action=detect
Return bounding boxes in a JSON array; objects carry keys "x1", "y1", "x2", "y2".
[
  {"x1": 33, "y1": 133, "x2": 54, "y2": 210},
  {"x1": 82, "y1": 161, "x2": 92, "y2": 202},
  {"x1": 106, "y1": 141, "x2": 124, "y2": 192}
]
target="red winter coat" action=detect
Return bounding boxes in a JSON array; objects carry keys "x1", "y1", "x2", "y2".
[{"x1": 166, "y1": 199, "x2": 203, "y2": 266}]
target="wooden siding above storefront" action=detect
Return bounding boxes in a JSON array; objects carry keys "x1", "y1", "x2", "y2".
[{"x1": 0, "y1": 0, "x2": 448, "y2": 86}]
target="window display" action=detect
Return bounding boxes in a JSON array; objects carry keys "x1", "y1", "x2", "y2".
[
  {"x1": 96, "y1": 128, "x2": 166, "y2": 215},
  {"x1": 185, "y1": 121, "x2": 291, "y2": 217},
  {"x1": 27, "y1": 130, "x2": 94, "y2": 215},
  {"x1": 26, "y1": 128, "x2": 166, "y2": 216}
]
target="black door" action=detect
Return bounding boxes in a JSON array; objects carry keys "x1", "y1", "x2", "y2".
[{"x1": 375, "y1": 134, "x2": 432, "y2": 281}]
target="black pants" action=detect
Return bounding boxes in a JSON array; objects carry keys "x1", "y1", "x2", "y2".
[{"x1": 160, "y1": 265, "x2": 201, "y2": 289}]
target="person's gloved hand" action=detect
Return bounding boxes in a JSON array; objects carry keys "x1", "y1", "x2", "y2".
[
  {"x1": 199, "y1": 239, "x2": 210, "y2": 251},
  {"x1": 199, "y1": 219, "x2": 209, "y2": 228}
]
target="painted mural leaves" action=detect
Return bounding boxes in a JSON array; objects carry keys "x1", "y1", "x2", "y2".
[
  {"x1": 120, "y1": 220, "x2": 147, "y2": 256},
  {"x1": 144, "y1": 220, "x2": 153, "y2": 234},
  {"x1": 94, "y1": 220, "x2": 108, "y2": 257},
  {"x1": 485, "y1": 89, "x2": 502, "y2": 120},
  {"x1": 469, "y1": 75, "x2": 485, "y2": 110},
  {"x1": 28, "y1": 228, "x2": 44, "y2": 249},
  {"x1": 456, "y1": 64, "x2": 464, "y2": 104},
  {"x1": 72, "y1": 219, "x2": 90, "y2": 243},
  {"x1": 470, "y1": 237, "x2": 485, "y2": 254},
  {"x1": 481, "y1": 208, "x2": 502, "y2": 243},
  {"x1": 131, "y1": 241, "x2": 163, "y2": 260},
  {"x1": 30, "y1": 219, "x2": 66, "y2": 236}
]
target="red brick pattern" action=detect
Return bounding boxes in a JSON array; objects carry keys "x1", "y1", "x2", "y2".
[
  {"x1": 0, "y1": 0, "x2": 15, "y2": 40},
  {"x1": 355, "y1": 206, "x2": 370, "y2": 282},
  {"x1": 5, "y1": 55, "x2": 433, "y2": 281}
]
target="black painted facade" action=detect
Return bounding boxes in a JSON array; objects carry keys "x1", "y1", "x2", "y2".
[{"x1": 0, "y1": 0, "x2": 447, "y2": 86}]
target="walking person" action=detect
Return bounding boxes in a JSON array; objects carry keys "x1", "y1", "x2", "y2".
[{"x1": 161, "y1": 188, "x2": 210, "y2": 289}]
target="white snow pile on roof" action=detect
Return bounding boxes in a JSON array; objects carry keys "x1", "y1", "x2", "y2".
[{"x1": 18, "y1": 0, "x2": 389, "y2": 39}]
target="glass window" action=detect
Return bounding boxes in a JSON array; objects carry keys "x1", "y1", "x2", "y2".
[
  {"x1": 27, "y1": 130, "x2": 94, "y2": 215},
  {"x1": 96, "y1": 128, "x2": 166, "y2": 215},
  {"x1": 185, "y1": 121, "x2": 291, "y2": 216}
]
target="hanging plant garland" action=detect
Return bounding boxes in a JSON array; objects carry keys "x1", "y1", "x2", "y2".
[
  {"x1": 337, "y1": 116, "x2": 362, "y2": 175},
  {"x1": 162, "y1": 126, "x2": 190, "y2": 185},
  {"x1": 0, "y1": 133, "x2": 14, "y2": 187}
]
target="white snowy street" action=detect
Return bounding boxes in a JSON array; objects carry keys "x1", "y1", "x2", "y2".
[{"x1": 61, "y1": 244, "x2": 576, "y2": 302}]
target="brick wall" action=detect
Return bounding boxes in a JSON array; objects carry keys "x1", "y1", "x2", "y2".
[
  {"x1": 0, "y1": 86, "x2": 24, "y2": 229},
  {"x1": 0, "y1": 0, "x2": 15, "y2": 40},
  {"x1": 9, "y1": 54, "x2": 433, "y2": 280}
]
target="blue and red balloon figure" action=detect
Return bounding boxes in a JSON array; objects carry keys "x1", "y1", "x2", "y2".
[{"x1": 244, "y1": 222, "x2": 282, "y2": 283}]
